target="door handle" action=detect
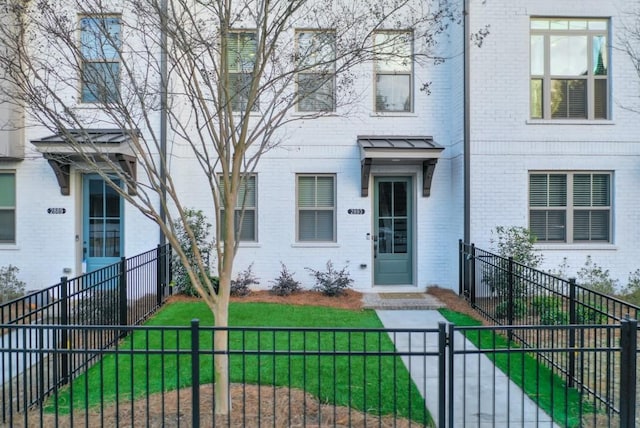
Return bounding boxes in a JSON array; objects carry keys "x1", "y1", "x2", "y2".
[{"x1": 374, "y1": 243, "x2": 377, "y2": 259}]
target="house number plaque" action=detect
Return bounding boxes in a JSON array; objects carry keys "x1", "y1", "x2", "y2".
[
  {"x1": 47, "y1": 208, "x2": 67, "y2": 214},
  {"x1": 347, "y1": 209, "x2": 365, "y2": 215}
]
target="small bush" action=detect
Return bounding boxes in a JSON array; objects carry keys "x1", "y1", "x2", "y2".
[
  {"x1": 619, "y1": 269, "x2": 640, "y2": 306},
  {"x1": 171, "y1": 209, "x2": 215, "y2": 297},
  {"x1": 270, "y1": 263, "x2": 302, "y2": 296},
  {"x1": 0, "y1": 265, "x2": 26, "y2": 303},
  {"x1": 75, "y1": 289, "x2": 120, "y2": 325},
  {"x1": 576, "y1": 256, "x2": 617, "y2": 295},
  {"x1": 306, "y1": 261, "x2": 353, "y2": 297},
  {"x1": 230, "y1": 264, "x2": 258, "y2": 297},
  {"x1": 494, "y1": 299, "x2": 528, "y2": 320}
]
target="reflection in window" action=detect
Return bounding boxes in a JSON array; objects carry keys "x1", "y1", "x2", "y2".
[
  {"x1": 80, "y1": 16, "x2": 121, "y2": 103},
  {"x1": 374, "y1": 31, "x2": 413, "y2": 112},
  {"x1": 530, "y1": 18, "x2": 608, "y2": 120}
]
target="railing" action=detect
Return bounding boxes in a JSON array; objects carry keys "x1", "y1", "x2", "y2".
[
  {"x1": 0, "y1": 244, "x2": 172, "y2": 420},
  {"x1": 458, "y1": 240, "x2": 640, "y2": 423},
  {"x1": 0, "y1": 321, "x2": 637, "y2": 427}
]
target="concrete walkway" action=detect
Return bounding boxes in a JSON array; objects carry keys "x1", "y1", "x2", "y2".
[{"x1": 376, "y1": 309, "x2": 558, "y2": 428}]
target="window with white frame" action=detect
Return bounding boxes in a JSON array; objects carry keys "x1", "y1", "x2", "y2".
[
  {"x1": 227, "y1": 31, "x2": 257, "y2": 112},
  {"x1": 374, "y1": 31, "x2": 413, "y2": 112},
  {"x1": 530, "y1": 18, "x2": 608, "y2": 120},
  {"x1": 80, "y1": 16, "x2": 121, "y2": 103},
  {"x1": 220, "y1": 175, "x2": 257, "y2": 242},
  {"x1": 297, "y1": 174, "x2": 335, "y2": 242},
  {"x1": 296, "y1": 30, "x2": 336, "y2": 112},
  {"x1": 0, "y1": 172, "x2": 15, "y2": 243},
  {"x1": 529, "y1": 172, "x2": 611, "y2": 243}
]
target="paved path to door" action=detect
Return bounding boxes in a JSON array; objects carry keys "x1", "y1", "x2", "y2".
[{"x1": 376, "y1": 310, "x2": 559, "y2": 428}]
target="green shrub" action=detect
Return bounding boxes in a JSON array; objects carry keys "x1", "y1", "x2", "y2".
[
  {"x1": 0, "y1": 265, "x2": 26, "y2": 303},
  {"x1": 619, "y1": 269, "x2": 640, "y2": 306},
  {"x1": 75, "y1": 289, "x2": 120, "y2": 325},
  {"x1": 270, "y1": 263, "x2": 302, "y2": 296},
  {"x1": 576, "y1": 256, "x2": 617, "y2": 295},
  {"x1": 230, "y1": 264, "x2": 258, "y2": 297},
  {"x1": 484, "y1": 226, "x2": 542, "y2": 298},
  {"x1": 307, "y1": 261, "x2": 353, "y2": 297},
  {"x1": 495, "y1": 299, "x2": 528, "y2": 320},
  {"x1": 171, "y1": 209, "x2": 215, "y2": 297}
]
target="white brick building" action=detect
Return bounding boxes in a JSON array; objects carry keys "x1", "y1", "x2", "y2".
[{"x1": 1, "y1": 0, "x2": 639, "y2": 292}]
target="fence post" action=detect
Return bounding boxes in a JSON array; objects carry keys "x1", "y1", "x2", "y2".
[
  {"x1": 438, "y1": 322, "x2": 447, "y2": 428},
  {"x1": 191, "y1": 319, "x2": 200, "y2": 428},
  {"x1": 60, "y1": 277, "x2": 69, "y2": 386},
  {"x1": 470, "y1": 243, "x2": 476, "y2": 306},
  {"x1": 156, "y1": 245, "x2": 163, "y2": 307},
  {"x1": 458, "y1": 240, "x2": 463, "y2": 296},
  {"x1": 447, "y1": 323, "x2": 455, "y2": 428},
  {"x1": 619, "y1": 317, "x2": 637, "y2": 428},
  {"x1": 119, "y1": 257, "x2": 128, "y2": 333},
  {"x1": 507, "y1": 257, "x2": 514, "y2": 342},
  {"x1": 168, "y1": 245, "x2": 174, "y2": 296},
  {"x1": 568, "y1": 278, "x2": 576, "y2": 387}
]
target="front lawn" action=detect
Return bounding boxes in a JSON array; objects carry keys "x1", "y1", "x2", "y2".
[{"x1": 46, "y1": 301, "x2": 431, "y2": 425}]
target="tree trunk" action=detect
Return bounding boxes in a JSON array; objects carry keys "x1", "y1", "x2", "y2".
[{"x1": 213, "y1": 276, "x2": 231, "y2": 414}]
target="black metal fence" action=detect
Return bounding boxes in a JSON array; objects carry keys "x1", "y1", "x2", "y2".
[
  {"x1": 0, "y1": 320, "x2": 637, "y2": 427},
  {"x1": 0, "y1": 244, "x2": 172, "y2": 420},
  {"x1": 458, "y1": 240, "x2": 640, "y2": 425}
]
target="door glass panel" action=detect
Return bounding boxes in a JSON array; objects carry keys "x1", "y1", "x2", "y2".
[
  {"x1": 378, "y1": 218, "x2": 393, "y2": 254},
  {"x1": 105, "y1": 219, "x2": 121, "y2": 257},
  {"x1": 378, "y1": 182, "x2": 392, "y2": 217},
  {"x1": 89, "y1": 179, "x2": 103, "y2": 216},
  {"x1": 393, "y1": 182, "x2": 407, "y2": 216},
  {"x1": 89, "y1": 219, "x2": 104, "y2": 257},
  {"x1": 394, "y1": 219, "x2": 407, "y2": 253},
  {"x1": 105, "y1": 181, "x2": 120, "y2": 217}
]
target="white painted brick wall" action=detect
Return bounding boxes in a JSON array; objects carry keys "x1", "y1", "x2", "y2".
[{"x1": 468, "y1": 0, "x2": 640, "y2": 286}]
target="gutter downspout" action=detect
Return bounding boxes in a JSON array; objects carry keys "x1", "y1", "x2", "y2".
[
  {"x1": 463, "y1": 0, "x2": 471, "y2": 244},
  {"x1": 159, "y1": 0, "x2": 168, "y2": 246}
]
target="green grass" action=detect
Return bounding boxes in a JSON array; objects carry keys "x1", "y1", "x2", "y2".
[
  {"x1": 439, "y1": 309, "x2": 593, "y2": 428},
  {"x1": 46, "y1": 302, "x2": 431, "y2": 425}
]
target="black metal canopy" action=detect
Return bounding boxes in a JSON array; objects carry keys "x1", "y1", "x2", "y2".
[
  {"x1": 357, "y1": 136, "x2": 444, "y2": 197},
  {"x1": 32, "y1": 129, "x2": 138, "y2": 195}
]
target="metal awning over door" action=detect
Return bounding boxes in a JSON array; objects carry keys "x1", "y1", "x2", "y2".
[{"x1": 358, "y1": 136, "x2": 444, "y2": 197}]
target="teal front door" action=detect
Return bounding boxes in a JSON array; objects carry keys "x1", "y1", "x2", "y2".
[
  {"x1": 83, "y1": 175, "x2": 124, "y2": 273},
  {"x1": 374, "y1": 177, "x2": 413, "y2": 285}
]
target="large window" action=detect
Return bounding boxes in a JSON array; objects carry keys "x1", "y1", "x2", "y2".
[
  {"x1": 529, "y1": 172, "x2": 611, "y2": 243},
  {"x1": 296, "y1": 30, "x2": 336, "y2": 112},
  {"x1": 530, "y1": 18, "x2": 608, "y2": 120},
  {"x1": 220, "y1": 175, "x2": 257, "y2": 242},
  {"x1": 374, "y1": 31, "x2": 413, "y2": 112},
  {"x1": 0, "y1": 172, "x2": 15, "y2": 243},
  {"x1": 80, "y1": 16, "x2": 121, "y2": 103},
  {"x1": 297, "y1": 174, "x2": 335, "y2": 242},
  {"x1": 227, "y1": 31, "x2": 257, "y2": 112}
]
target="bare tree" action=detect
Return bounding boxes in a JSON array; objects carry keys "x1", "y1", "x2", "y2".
[{"x1": 0, "y1": 0, "x2": 458, "y2": 414}]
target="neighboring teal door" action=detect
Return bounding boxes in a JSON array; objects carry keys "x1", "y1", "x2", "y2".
[
  {"x1": 374, "y1": 177, "x2": 413, "y2": 285},
  {"x1": 83, "y1": 175, "x2": 124, "y2": 273}
]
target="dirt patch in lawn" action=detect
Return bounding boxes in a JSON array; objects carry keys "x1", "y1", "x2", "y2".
[
  {"x1": 20, "y1": 383, "x2": 424, "y2": 427},
  {"x1": 168, "y1": 288, "x2": 367, "y2": 311}
]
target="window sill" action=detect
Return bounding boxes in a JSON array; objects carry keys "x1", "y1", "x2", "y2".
[
  {"x1": 370, "y1": 112, "x2": 417, "y2": 118},
  {"x1": 535, "y1": 243, "x2": 617, "y2": 251},
  {"x1": 0, "y1": 244, "x2": 19, "y2": 250},
  {"x1": 291, "y1": 242, "x2": 340, "y2": 248},
  {"x1": 526, "y1": 119, "x2": 615, "y2": 126},
  {"x1": 237, "y1": 242, "x2": 261, "y2": 248}
]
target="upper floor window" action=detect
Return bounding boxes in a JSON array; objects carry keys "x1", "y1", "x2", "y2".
[
  {"x1": 80, "y1": 16, "x2": 121, "y2": 103},
  {"x1": 297, "y1": 174, "x2": 335, "y2": 242},
  {"x1": 530, "y1": 18, "x2": 608, "y2": 120},
  {"x1": 0, "y1": 172, "x2": 16, "y2": 243},
  {"x1": 529, "y1": 172, "x2": 611, "y2": 243},
  {"x1": 296, "y1": 30, "x2": 336, "y2": 112},
  {"x1": 227, "y1": 31, "x2": 257, "y2": 112},
  {"x1": 220, "y1": 174, "x2": 257, "y2": 242},
  {"x1": 374, "y1": 31, "x2": 413, "y2": 112}
]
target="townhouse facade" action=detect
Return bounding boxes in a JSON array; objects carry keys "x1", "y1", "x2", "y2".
[{"x1": 0, "y1": 0, "x2": 639, "y2": 293}]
